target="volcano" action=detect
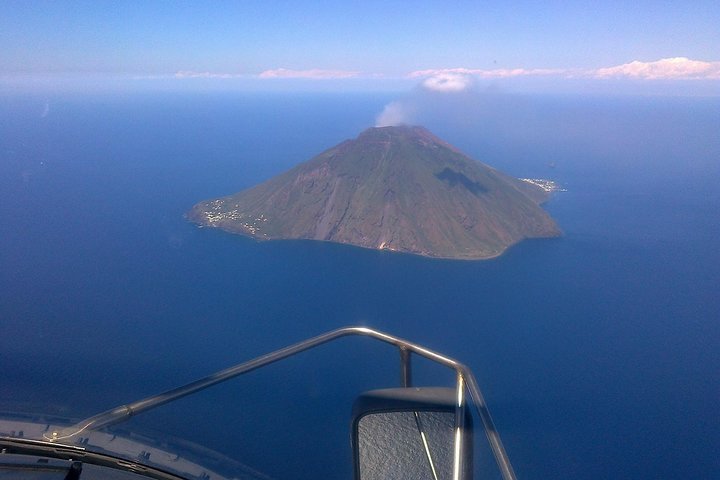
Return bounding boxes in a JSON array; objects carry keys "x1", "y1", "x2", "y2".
[{"x1": 188, "y1": 126, "x2": 560, "y2": 259}]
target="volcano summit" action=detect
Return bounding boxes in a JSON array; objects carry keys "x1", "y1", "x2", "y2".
[{"x1": 188, "y1": 126, "x2": 560, "y2": 259}]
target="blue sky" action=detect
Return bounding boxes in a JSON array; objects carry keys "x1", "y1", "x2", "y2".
[{"x1": 2, "y1": 1, "x2": 719, "y2": 94}]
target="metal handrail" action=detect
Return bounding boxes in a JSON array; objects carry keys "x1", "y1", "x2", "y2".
[{"x1": 45, "y1": 326, "x2": 516, "y2": 480}]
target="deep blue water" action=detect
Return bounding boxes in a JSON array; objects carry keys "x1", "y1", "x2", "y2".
[{"x1": 1, "y1": 92, "x2": 718, "y2": 479}]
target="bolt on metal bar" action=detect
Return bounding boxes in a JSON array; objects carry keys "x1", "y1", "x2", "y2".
[{"x1": 399, "y1": 346, "x2": 412, "y2": 387}]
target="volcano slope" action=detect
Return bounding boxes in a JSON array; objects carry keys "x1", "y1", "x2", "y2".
[{"x1": 188, "y1": 126, "x2": 560, "y2": 260}]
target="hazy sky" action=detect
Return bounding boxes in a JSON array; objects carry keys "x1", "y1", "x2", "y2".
[{"x1": 2, "y1": 1, "x2": 719, "y2": 94}]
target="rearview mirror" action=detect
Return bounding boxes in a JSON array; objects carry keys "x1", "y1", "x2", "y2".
[{"x1": 352, "y1": 387, "x2": 473, "y2": 480}]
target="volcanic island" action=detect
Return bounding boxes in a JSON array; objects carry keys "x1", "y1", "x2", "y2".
[{"x1": 187, "y1": 126, "x2": 561, "y2": 260}]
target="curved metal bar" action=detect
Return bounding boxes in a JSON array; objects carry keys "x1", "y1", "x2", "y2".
[
  {"x1": 460, "y1": 365, "x2": 517, "y2": 480},
  {"x1": 45, "y1": 326, "x2": 516, "y2": 480}
]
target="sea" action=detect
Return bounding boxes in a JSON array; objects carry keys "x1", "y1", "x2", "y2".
[{"x1": 0, "y1": 90, "x2": 718, "y2": 479}]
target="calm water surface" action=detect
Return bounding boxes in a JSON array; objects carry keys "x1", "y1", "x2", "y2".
[{"x1": 1, "y1": 92, "x2": 718, "y2": 479}]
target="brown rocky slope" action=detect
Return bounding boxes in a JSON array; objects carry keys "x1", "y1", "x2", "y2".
[{"x1": 188, "y1": 126, "x2": 560, "y2": 259}]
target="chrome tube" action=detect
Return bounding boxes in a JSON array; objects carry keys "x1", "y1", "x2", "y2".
[
  {"x1": 453, "y1": 372, "x2": 466, "y2": 480},
  {"x1": 461, "y1": 366, "x2": 517, "y2": 480},
  {"x1": 45, "y1": 326, "x2": 516, "y2": 480}
]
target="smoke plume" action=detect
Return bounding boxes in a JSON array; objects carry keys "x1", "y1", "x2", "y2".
[{"x1": 374, "y1": 73, "x2": 474, "y2": 127}]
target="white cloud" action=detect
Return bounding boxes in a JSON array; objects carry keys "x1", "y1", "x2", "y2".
[
  {"x1": 258, "y1": 68, "x2": 359, "y2": 79},
  {"x1": 411, "y1": 67, "x2": 567, "y2": 79},
  {"x1": 161, "y1": 58, "x2": 720, "y2": 89},
  {"x1": 593, "y1": 57, "x2": 720, "y2": 80},
  {"x1": 420, "y1": 73, "x2": 473, "y2": 92},
  {"x1": 174, "y1": 71, "x2": 240, "y2": 79},
  {"x1": 410, "y1": 58, "x2": 720, "y2": 81}
]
